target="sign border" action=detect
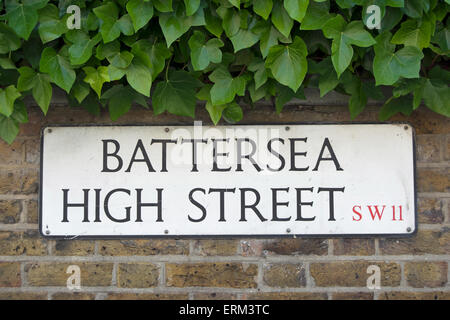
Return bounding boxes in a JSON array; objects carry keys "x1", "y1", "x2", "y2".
[{"x1": 39, "y1": 122, "x2": 418, "y2": 239}]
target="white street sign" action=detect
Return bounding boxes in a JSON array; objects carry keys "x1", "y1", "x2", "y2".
[{"x1": 40, "y1": 124, "x2": 416, "y2": 238}]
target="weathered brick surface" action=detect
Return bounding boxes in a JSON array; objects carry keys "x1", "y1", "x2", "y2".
[
  {"x1": 379, "y1": 229, "x2": 449, "y2": 255},
  {"x1": 417, "y1": 168, "x2": 449, "y2": 193},
  {"x1": 416, "y1": 135, "x2": 442, "y2": 163},
  {"x1": 25, "y1": 262, "x2": 113, "y2": 287},
  {"x1": 0, "y1": 262, "x2": 21, "y2": 287},
  {"x1": 333, "y1": 239, "x2": 375, "y2": 256},
  {"x1": 106, "y1": 293, "x2": 189, "y2": 300},
  {"x1": 25, "y1": 200, "x2": 38, "y2": 224},
  {"x1": 0, "y1": 231, "x2": 48, "y2": 256},
  {"x1": 52, "y1": 240, "x2": 95, "y2": 256},
  {"x1": 52, "y1": 292, "x2": 97, "y2": 300},
  {"x1": 405, "y1": 262, "x2": 448, "y2": 288},
  {"x1": 117, "y1": 263, "x2": 159, "y2": 288},
  {"x1": 379, "y1": 291, "x2": 450, "y2": 300},
  {"x1": 192, "y1": 240, "x2": 238, "y2": 256},
  {"x1": 418, "y1": 198, "x2": 445, "y2": 224},
  {"x1": 0, "y1": 292, "x2": 47, "y2": 300},
  {"x1": 166, "y1": 263, "x2": 258, "y2": 288},
  {"x1": 0, "y1": 105, "x2": 448, "y2": 300},
  {"x1": 263, "y1": 263, "x2": 306, "y2": 288},
  {"x1": 331, "y1": 292, "x2": 374, "y2": 300},
  {"x1": 0, "y1": 200, "x2": 22, "y2": 224},
  {"x1": 242, "y1": 292, "x2": 328, "y2": 300},
  {"x1": 98, "y1": 239, "x2": 189, "y2": 255},
  {"x1": 240, "y1": 238, "x2": 328, "y2": 256},
  {"x1": 0, "y1": 169, "x2": 38, "y2": 194},
  {"x1": 310, "y1": 261, "x2": 401, "y2": 287}
]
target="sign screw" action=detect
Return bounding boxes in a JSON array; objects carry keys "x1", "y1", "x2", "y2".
[
  {"x1": 286, "y1": 228, "x2": 291, "y2": 233},
  {"x1": 164, "y1": 128, "x2": 170, "y2": 133},
  {"x1": 285, "y1": 126, "x2": 290, "y2": 131},
  {"x1": 48, "y1": 128, "x2": 52, "y2": 133},
  {"x1": 164, "y1": 229, "x2": 169, "y2": 234},
  {"x1": 404, "y1": 125, "x2": 409, "y2": 130},
  {"x1": 45, "y1": 230, "x2": 50, "y2": 235},
  {"x1": 407, "y1": 227, "x2": 412, "y2": 232}
]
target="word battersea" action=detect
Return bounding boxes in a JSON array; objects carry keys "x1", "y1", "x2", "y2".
[{"x1": 101, "y1": 137, "x2": 344, "y2": 173}]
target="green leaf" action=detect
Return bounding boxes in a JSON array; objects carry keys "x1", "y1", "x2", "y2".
[
  {"x1": 153, "y1": 70, "x2": 201, "y2": 117},
  {"x1": 323, "y1": 16, "x2": 376, "y2": 77},
  {"x1": 39, "y1": 47, "x2": 75, "y2": 93},
  {"x1": 153, "y1": 0, "x2": 173, "y2": 12},
  {"x1": 0, "y1": 114, "x2": 19, "y2": 144},
  {"x1": 379, "y1": 95, "x2": 413, "y2": 120},
  {"x1": 125, "y1": 58, "x2": 153, "y2": 97},
  {"x1": 5, "y1": 0, "x2": 47, "y2": 40},
  {"x1": 300, "y1": 1, "x2": 332, "y2": 30},
  {"x1": 284, "y1": 0, "x2": 309, "y2": 23},
  {"x1": 131, "y1": 40, "x2": 171, "y2": 80},
  {"x1": 94, "y1": 2, "x2": 134, "y2": 43},
  {"x1": 230, "y1": 27, "x2": 260, "y2": 52},
  {"x1": 265, "y1": 36, "x2": 308, "y2": 91},
  {"x1": 373, "y1": 32, "x2": 423, "y2": 85},
  {"x1": 102, "y1": 85, "x2": 146, "y2": 121},
  {"x1": 317, "y1": 58, "x2": 339, "y2": 97},
  {"x1": 83, "y1": 66, "x2": 110, "y2": 98},
  {"x1": 126, "y1": 0, "x2": 154, "y2": 32},
  {"x1": 253, "y1": 0, "x2": 273, "y2": 20},
  {"x1": 189, "y1": 31, "x2": 224, "y2": 70},
  {"x1": 17, "y1": 66, "x2": 52, "y2": 114},
  {"x1": 391, "y1": 18, "x2": 433, "y2": 49},
  {"x1": 184, "y1": 0, "x2": 200, "y2": 16},
  {"x1": 159, "y1": 5, "x2": 205, "y2": 47},
  {"x1": 0, "y1": 23, "x2": 21, "y2": 53},
  {"x1": 222, "y1": 101, "x2": 243, "y2": 123},
  {"x1": 209, "y1": 66, "x2": 246, "y2": 105},
  {"x1": 38, "y1": 3, "x2": 67, "y2": 44},
  {"x1": 274, "y1": 84, "x2": 305, "y2": 113},
  {"x1": 341, "y1": 74, "x2": 368, "y2": 119},
  {"x1": 271, "y1": 1, "x2": 293, "y2": 38},
  {"x1": 68, "y1": 33, "x2": 102, "y2": 65},
  {"x1": 422, "y1": 78, "x2": 450, "y2": 117},
  {"x1": 0, "y1": 85, "x2": 20, "y2": 117}
]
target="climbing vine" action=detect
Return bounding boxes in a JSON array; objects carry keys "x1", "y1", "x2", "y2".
[{"x1": 0, "y1": 0, "x2": 448, "y2": 143}]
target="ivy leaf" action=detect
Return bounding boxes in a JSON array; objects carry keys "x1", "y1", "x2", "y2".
[
  {"x1": 17, "y1": 66, "x2": 52, "y2": 114},
  {"x1": 300, "y1": 1, "x2": 332, "y2": 30},
  {"x1": 323, "y1": 16, "x2": 376, "y2": 77},
  {"x1": 265, "y1": 36, "x2": 308, "y2": 92},
  {"x1": 102, "y1": 85, "x2": 147, "y2": 121},
  {"x1": 317, "y1": 58, "x2": 339, "y2": 97},
  {"x1": 0, "y1": 23, "x2": 21, "y2": 53},
  {"x1": 38, "y1": 4, "x2": 67, "y2": 44},
  {"x1": 253, "y1": 0, "x2": 273, "y2": 20},
  {"x1": 230, "y1": 27, "x2": 260, "y2": 53},
  {"x1": 0, "y1": 114, "x2": 19, "y2": 144},
  {"x1": 391, "y1": 18, "x2": 433, "y2": 49},
  {"x1": 131, "y1": 40, "x2": 171, "y2": 80},
  {"x1": 379, "y1": 95, "x2": 413, "y2": 120},
  {"x1": 5, "y1": 0, "x2": 48, "y2": 40},
  {"x1": 341, "y1": 73, "x2": 368, "y2": 119},
  {"x1": 248, "y1": 60, "x2": 268, "y2": 90},
  {"x1": 126, "y1": 0, "x2": 153, "y2": 32},
  {"x1": 68, "y1": 33, "x2": 102, "y2": 65},
  {"x1": 275, "y1": 84, "x2": 305, "y2": 113},
  {"x1": 184, "y1": 0, "x2": 201, "y2": 16},
  {"x1": 422, "y1": 69, "x2": 450, "y2": 117},
  {"x1": 222, "y1": 102, "x2": 243, "y2": 123},
  {"x1": 93, "y1": 2, "x2": 133, "y2": 43},
  {"x1": 284, "y1": 0, "x2": 309, "y2": 23},
  {"x1": 188, "y1": 31, "x2": 224, "y2": 70},
  {"x1": 0, "y1": 85, "x2": 21, "y2": 117},
  {"x1": 271, "y1": 1, "x2": 293, "y2": 38},
  {"x1": 39, "y1": 47, "x2": 76, "y2": 93},
  {"x1": 159, "y1": 5, "x2": 205, "y2": 47},
  {"x1": 125, "y1": 58, "x2": 153, "y2": 97},
  {"x1": 83, "y1": 66, "x2": 110, "y2": 98},
  {"x1": 209, "y1": 66, "x2": 246, "y2": 106},
  {"x1": 373, "y1": 32, "x2": 423, "y2": 85},
  {"x1": 153, "y1": 70, "x2": 201, "y2": 117},
  {"x1": 71, "y1": 82, "x2": 90, "y2": 104},
  {"x1": 153, "y1": 0, "x2": 173, "y2": 12}
]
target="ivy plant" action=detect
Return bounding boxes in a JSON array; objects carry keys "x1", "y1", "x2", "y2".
[{"x1": 0, "y1": 0, "x2": 448, "y2": 143}]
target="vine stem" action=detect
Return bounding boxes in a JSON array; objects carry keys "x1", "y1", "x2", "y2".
[{"x1": 165, "y1": 56, "x2": 172, "y2": 81}]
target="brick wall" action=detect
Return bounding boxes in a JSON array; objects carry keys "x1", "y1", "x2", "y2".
[{"x1": 0, "y1": 95, "x2": 448, "y2": 300}]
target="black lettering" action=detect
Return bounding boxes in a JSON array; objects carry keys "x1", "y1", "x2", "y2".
[
  {"x1": 313, "y1": 138, "x2": 343, "y2": 171},
  {"x1": 267, "y1": 138, "x2": 285, "y2": 172},
  {"x1": 236, "y1": 138, "x2": 262, "y2": 172},
  {"x1": 289, "y1": 138, "x2": 309, "y2": 171},
  {"x1": 182, "y1": 139, "x2": 208, "y2": 172},
  {"x1": 102, "y1": 139, "x2": 123, "y2": 172},
  {"x1": 188, "y1": 188, "x2": 207, "y2": 222},
  {"x1": 208, "y1": 188, "x2": 236, "y2": 221},
  {"x1": 125, "y1": 139, "x2": 156, "y2": 172},
  {"x1": 151, "y1": 139, "x2": 177, "y2": 172},
  {"x1": 317, "y1": 187, "x2": 345, "y2": 221},
  {"x1": 62, "y1": 189, "x2": 90, "y2": 222},
  {"x1": 104, "y1": 188, "x2": 131, "y2": 223},
  {"x1": 239, "y1": 188, "x2": 266, "y2": 222},
  {"x1": 295, "y1": 187, "x2": 315, "y2": 221},
  {"x1": 271, "y1": 188, "x2": 290, "y2": 221},
  {"x1": 212, "y1": 139, "x2": 231, "y2": 172},
  {"x1": 136, "y1": 188, "x2": 163, "y2": 222}
]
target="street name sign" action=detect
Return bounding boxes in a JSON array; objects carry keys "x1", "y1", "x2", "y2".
[{"x1": 40, "y1": 124, "x2": 416, "y2": 238}]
